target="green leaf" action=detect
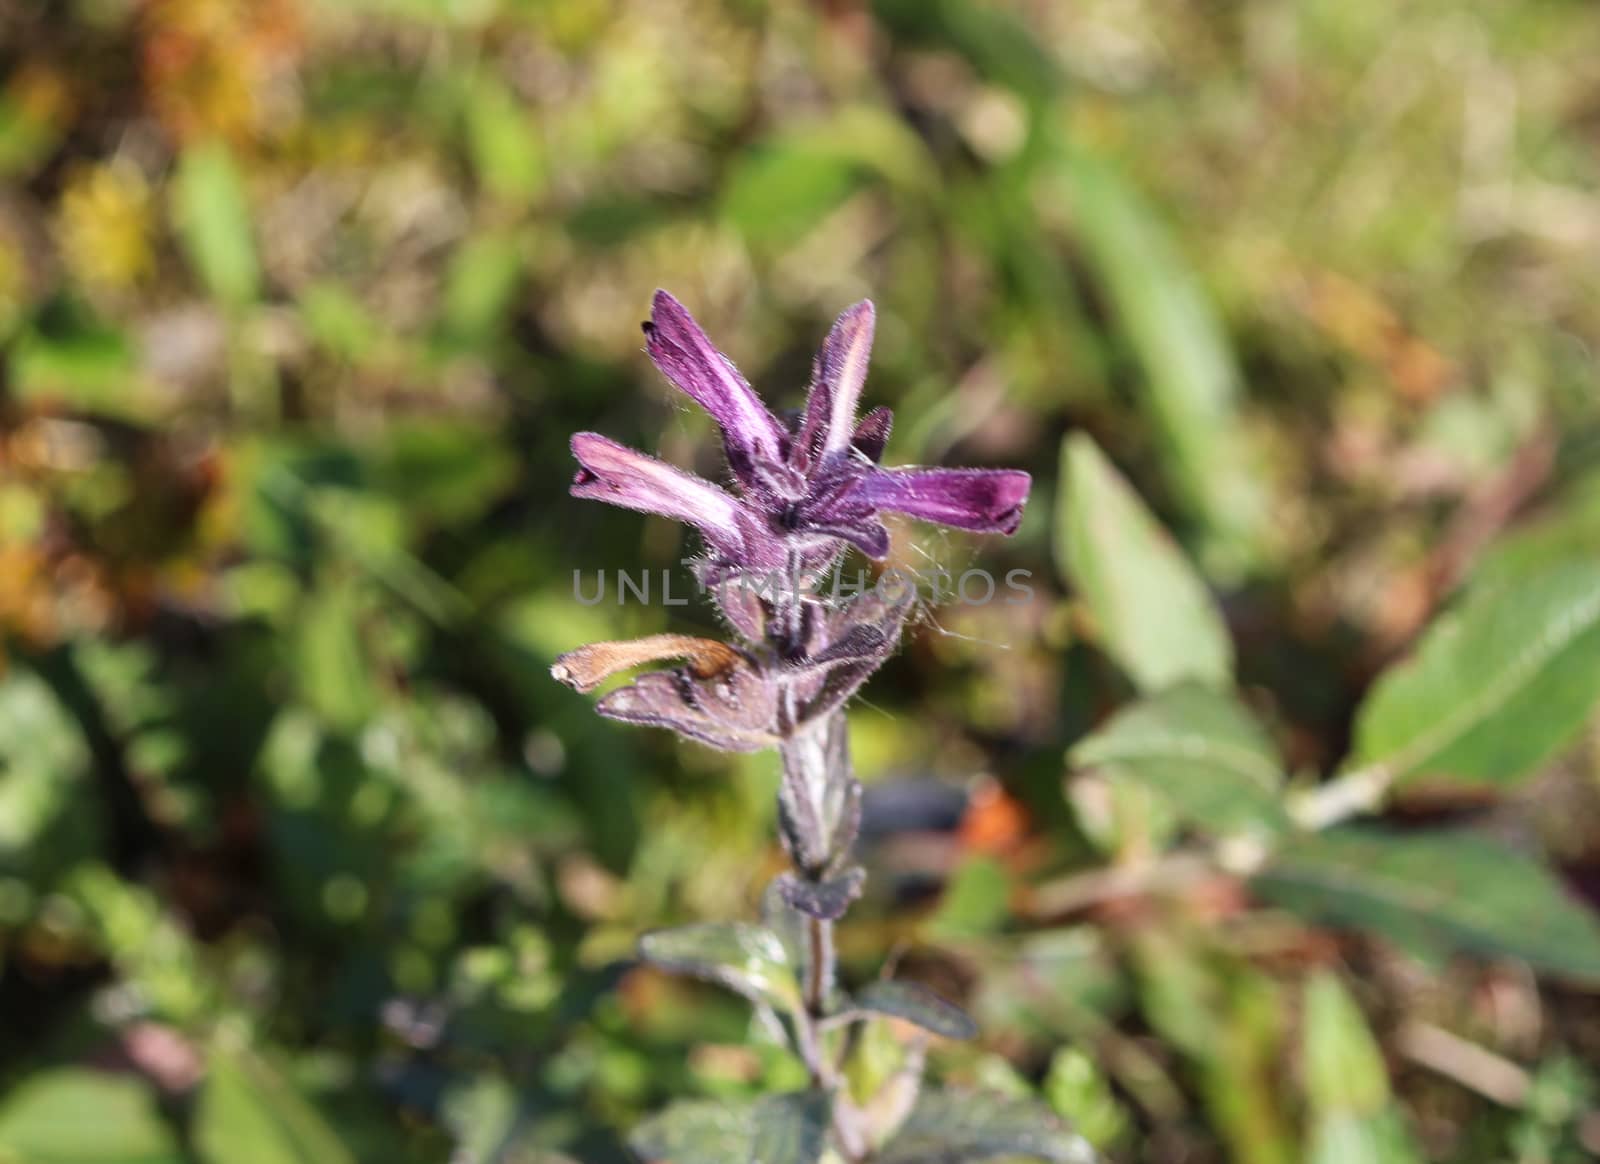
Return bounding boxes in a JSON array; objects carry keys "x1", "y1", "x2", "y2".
[
  {"x1": 1302, "y1": 973, "x2": 1389, "y2": 1115},
  {"x1": 194, "y1": 1048, "x2": 355, "y2": 1164},
  {"x1": 293, "y1": 575, "x2": 377, "y2": 732},
  {"x1": 1299, "y1": 975, "x2": 1424, "y2": 1164},
  {"x1": 366, "y1": 420, "x2": 517, "y2": 527},
  {"x1": 721, "y1": 144, "x2": 861, "y2": 247},
  {"x1": 463, "y1": 75, "x2": 544, "y2": 202},
  {"x1": 1071, "y1": 683, "x2": 1285, "y2": 834},
  {"x1": 441, "y1": 1075, "x2": 517, "y2": 1164},
  {"x1": 1254, "y1": 829, "x2": 1600, "y2": 982},
  {"x1": 875, "y1": 1089, "x2": 1097, "y2": 1164},
  {"x1": 751, "y1": 1092, "x2": 832, "y2": 1164},
  {"x1": 1056, "y1": 434, "x2": 1234, "y2": 692},
  {"x1": 629, "y1": 1093, "x2": 831, "y2": 1164},
  {"x1": 172, "y1": 142, "x2": 259, "y2": 306},
  {"x1": 856, "y1": 980, "x2": 979, "y2": 1041},
  {"x1": 1044, "y1": 1049, "x2": 1128, "y2": 1151},
  {"x1": 722, "y1": 106, "x2": 935, "y2": 248},
  {"x1": 629, "y1": 1101, "x2": 749, "y2": 1163},
  {"x1": 0, "y1": 670, "x2": 93, "y2": 863},
  {"x1": 1131, "y1": 938, "x2": 1295, "y2": 1164},
  {"x1": 1052, "y1": 151, "x2": 1265, "y2": 566},
  {"x1": 441, "y1": 232, "x2": 524, "y2": 343},
  {"x1": 298, "y1": 283, "x2": 382, "y2": 364},
  {"x1": 927, "y1": 856, "x2": 1010, "y2": 939},
  {"x1": 0, "y1": 1070, "x2": 181, "y2": 1164},
  {"x1": 1350, "y1": 561, "x2": 1600, "y2": 789},
  {"x1": 1307, "y1": 1111, "x2": 1421, "y2": 1164},
  {"x1": 638, "y1": 923, "x2": 801, "y2": 1011},
  {"x1": 9, "y1": 314, "x2": 140, "y2": 417},
  {"x1": 441, "y1": 1075, "x2": 566, "y2": 1164}
]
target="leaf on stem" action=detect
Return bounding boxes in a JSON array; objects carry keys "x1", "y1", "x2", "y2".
[
  {"x1": 1349, "y1": 561, "x2": 1600, "y2": 790},
  {"x1": 1056, "y1": 434, "x2": 1233, "y2": 692},
  {"x1": 855, "y1": 980, "x2": 979, "y2": 1041},
  {"x1": 629, "y1": 1092, "x2": 832, "y2": 1164},
  {"x1": 875, "y1": 1089, "x2": 1097, "y2": 1163},
  {"x1": 638, "y1": 923, "x2": 802, "y2": 1012},
  {"x1": 1069, "y1": 683, "x2": 1286, "y2": 834},
  {"x1": 1253, "y1": 828, "x2": 1600, "y2": 982}
]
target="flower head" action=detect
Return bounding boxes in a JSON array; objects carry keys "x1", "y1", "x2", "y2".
[
  {"x1": 569, "y1": 291, "x2": 1031, "y2": 573},
  {"x1": 556, "y1": 292, "x2": 1032, "y2": 755}
]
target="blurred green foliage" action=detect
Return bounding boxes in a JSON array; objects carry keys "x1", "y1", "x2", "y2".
[{"x1": 4, "y1": 0, "x2": 1600, "y2": 1160}]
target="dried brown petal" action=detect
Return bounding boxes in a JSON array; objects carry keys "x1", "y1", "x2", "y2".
[{"x1": 551, "y1": 634, "x2": 745, "y2": 694}]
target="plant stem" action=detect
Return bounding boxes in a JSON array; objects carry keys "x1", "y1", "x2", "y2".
[
  {"x1": 1287, "y1": 764, "x2": 1393, "y2": 830},
  {"x1": 766, "y1": 555, "x2": 871, "y2": 1159},
  {"x1": 806, "y1": 915, "x2": 834, "y2": 1015}
]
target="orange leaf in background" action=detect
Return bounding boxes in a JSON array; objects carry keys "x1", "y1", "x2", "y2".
[
  {"x1": 957, "y1": 776, "x2": 1029, "y2": 857},
  {"x1": 1295, "y1": 270, "x2": 1455, "y2": 405},
  {"x1": 140, "y1": 0, "x2": 304, "y2": 144}
]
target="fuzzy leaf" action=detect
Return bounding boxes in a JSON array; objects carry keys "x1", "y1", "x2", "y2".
[
  {"x1": 629, "y1": 1093, "x2": 831, "y2": 1164},
  {"x1": 638, "y1": 923, "x2": 801, "y2": 1011},
  {"x1": 1070, "y1": 683, "x2": 1285, "y2": 834},
  {"x1": 1056, "y1": 434, "x2": 1233, "y2": 692},
  {"x1": 856, "y1": 980, "x2": 978, "y2": 1041},
  {"x1": 628, "y1": 1100, "x2": 750, "y2": 1162},
  {"x1": 875, "y1": 1089, "x2": 1097, "y2": 1164},
  {"x1": 1254, "y1": 829, "x2": 1600, "y2": 982},
  {"x1": 1350, "y1": 561, "x2": 1600, "y2": 789},
  {"x1": 751, "y1": 1091, "x2": 832, "y2": 1164}
]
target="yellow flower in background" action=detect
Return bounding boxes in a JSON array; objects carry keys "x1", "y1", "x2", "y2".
[
  {"x1": 140, "y1": 0, "x2": 302, "y2": 144},
  {"x1": 55, "y1": 162, "x2": 156, "y2": 294}
]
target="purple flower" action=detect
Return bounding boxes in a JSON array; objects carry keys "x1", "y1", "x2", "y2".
[
  {"x1": 556, "y1": 291, "x2": 1032, "y2": 756},
  {"x1": 569, "y1": 291, "x2": 1031, "y2": 571}
]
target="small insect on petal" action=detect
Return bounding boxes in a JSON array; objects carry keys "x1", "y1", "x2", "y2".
[{"x1": 551, "y1": 634, "x2": 745, "y2": 693}]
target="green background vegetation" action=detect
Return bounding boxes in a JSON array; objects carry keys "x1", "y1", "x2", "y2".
[{"x1": 3, "y1": 0, "x2": 1600, "y2": 1160}]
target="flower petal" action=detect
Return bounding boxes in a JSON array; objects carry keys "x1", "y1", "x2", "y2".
[
  {"x1": 569, "y1": 432, "x2": 748, "y2": 556},
  {"x1": 644, "y1": 291, "x2": 787, "y2": 486},
  {"x1": 851, "y1": 406, "x2": 893, "y2": 464},
  {"x1": 807, "y1": 515, "x2": 890, "y2": 560},
  {"x1": 552, "y1": 634, "x2": 746, "y2": 693},
  {"x1": 857, "y1": 467, "x2": 1032, "y2": 534},
  {"x1": 796, "y1": 300, "x2": 876, "y2": 469}
]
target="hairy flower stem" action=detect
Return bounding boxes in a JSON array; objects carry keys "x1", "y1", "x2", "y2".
[
  {"x1": 806, "y1": 916, "x2": 834, "y2": 1016},
  {"x1": 777, "y1": 704, "x2": 874, "y2": 1156}
]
